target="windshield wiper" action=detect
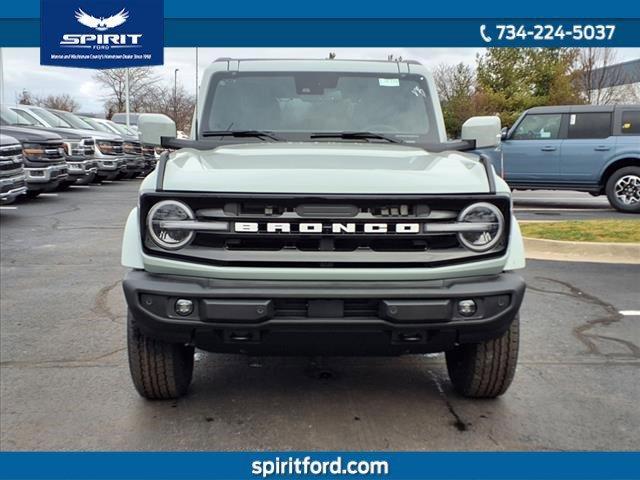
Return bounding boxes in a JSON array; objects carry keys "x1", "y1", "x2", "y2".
[
  {"x1": 201, "y1": 130, "x2": 282, "y2": 141},
  {"x1": 310, "y1": 131, "x2": 401, "y2": 144}
]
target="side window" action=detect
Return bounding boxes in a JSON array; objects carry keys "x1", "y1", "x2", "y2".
[
  {"x1": 512, "y1": 114, "x2": 562, "y2": 140},
  {"x1": 567, "y1": 112, "x2": 612, "y2": 139},
  {"x1": 621, "y1": 111, "x2": 640, "y2": 135}
]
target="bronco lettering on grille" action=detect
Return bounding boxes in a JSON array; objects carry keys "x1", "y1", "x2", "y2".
[{"x1": 234, "y1": 222, "x2": 422, "y2": 234}]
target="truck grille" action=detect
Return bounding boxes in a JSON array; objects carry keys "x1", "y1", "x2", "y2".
[
  {"x1": 124, "y1": 141, "x2": 142, "y2": 156},
  {"x1": 141, "y1": 193, "x2": 511, "y2": 268},
  {"x1": 0, "y1": 144, "x2": 23, "y2": 160}
]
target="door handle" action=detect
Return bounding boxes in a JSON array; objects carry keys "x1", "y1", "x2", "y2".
[
  {"x1": 594, "y1": 146, "x2": 611, "y2": 151},
  {"x1": 541, "y1": 146, "x2": 556, "y2": 152}
]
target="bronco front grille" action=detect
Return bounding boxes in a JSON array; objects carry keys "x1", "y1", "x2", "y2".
[{"x1": 140, "y1": 193, "x2": 511, "y2": 268}]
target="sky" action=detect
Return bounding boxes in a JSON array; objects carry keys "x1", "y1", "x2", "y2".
[{"x1": 1, "y1": 47, "x2": 639, "y2": 114}]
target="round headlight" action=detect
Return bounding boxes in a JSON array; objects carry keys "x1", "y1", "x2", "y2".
[
  {"x1": 147, "y1": 200, "x2": 195, "y2": 250},
  {"x1": 457, "y1": 202, "x2": 504, "y2": 252}
]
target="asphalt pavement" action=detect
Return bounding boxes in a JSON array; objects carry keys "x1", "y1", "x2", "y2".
[
  {"x1": 1, "y1": 181, "x2": 639, "y2": 451},
  {"x1": 513, "y1": 190, "x2": 628, "y2": 221}
]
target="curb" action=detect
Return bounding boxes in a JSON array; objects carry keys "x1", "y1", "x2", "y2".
[{"x1": 524, "y1": 237, "x2": 640, "y2": 264}]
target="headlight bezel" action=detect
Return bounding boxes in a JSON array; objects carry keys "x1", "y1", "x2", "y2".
[
  {"x1": 146, "y1": 200, "x2": 195, "y2": 250},
  {"x1": 21, "y1": 143, "x2": 45, "y2": 160},
  {"x1": 456, "y1": 202, "x2": 505, "y2": 252}
]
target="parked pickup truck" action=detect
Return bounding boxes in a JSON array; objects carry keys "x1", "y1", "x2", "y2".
[
  {"x1": 0, "y1": 134, "x2": 28, "y2": 204},
  {"x1": 0, "y1": 125, "x2": 68, "y2": 199},
  {"x1": 122, "y1": 58, "x2": 526, "y2": 400},
  {"x1": 10, "y1": 105, "x2": 128, "y2": 182},
  {"x1": 484, "y1": 105, "x2": 640, "y2": 213}
]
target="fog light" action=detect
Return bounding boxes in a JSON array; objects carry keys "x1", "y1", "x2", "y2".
[
  {"x1": 457, "y1": 299, "x2": 477, "y2": 317},
  {"x1": 175, "y1": 299, "x2": 194, "y2": 316}
]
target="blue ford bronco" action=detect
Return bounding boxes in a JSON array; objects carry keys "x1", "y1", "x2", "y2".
[{"x1": 486, "y1": 105, "x2": 640, "y2": 213}]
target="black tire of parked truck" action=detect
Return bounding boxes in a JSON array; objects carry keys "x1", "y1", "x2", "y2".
[
  {"x1": 605, "y1": 166, "x2": 640, "y2": 213},
  {"x1": 445, "y1": 315, "x2": 519, "y2": 398},
  {"x1": 127, "y1": 310, "x2": 194, "y2": 400}
]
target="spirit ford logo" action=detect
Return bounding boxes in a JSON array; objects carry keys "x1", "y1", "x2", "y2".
[
  {"x1": 234, "y1": 222, "x2": 422, "y2": 234},
  {"x1": 59, "y1": 8, "x2": 142, "y2": 47}
]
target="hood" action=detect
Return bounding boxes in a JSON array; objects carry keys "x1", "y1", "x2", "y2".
[
  {"x1": 0, "y1": 125, "x2": 63, "y2": 143},
  {"x1": 0, "y1": 133, "x2": 21, "y2": 147},
  {"x1": 24, "y1": 126, "x2": 122, "y2": 142},
  {"x1": 160, "y1": 143, "x2": 491, "y2": 194}
]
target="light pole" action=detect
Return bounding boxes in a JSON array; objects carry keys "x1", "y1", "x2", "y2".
[{"x1": 173, "y1": 68, "x2": 179, "y2": 125}]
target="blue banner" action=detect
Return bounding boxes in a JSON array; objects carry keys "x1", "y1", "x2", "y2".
[
  {"x1": 39, "y1": 0, "x2": 163, "y2": 68},
  {"x1": 2, "y1": 18, "x2": 640, "y2": 47},
  {"x1": 1, "y1": 452, "x2": 639, "y2": 480}
]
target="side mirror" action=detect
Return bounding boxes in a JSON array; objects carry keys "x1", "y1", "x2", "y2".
[
  {"x1": 461, "y1": 116, "x2": 502, "y2": 149},
  {"x1": 501, "y1": 126, "x2": 509, "y2": 141},
  {"x1": 138, "y1": 113, "x2": 176, "y2": 147}
]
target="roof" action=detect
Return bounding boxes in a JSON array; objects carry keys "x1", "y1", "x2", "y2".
[
  {"x1": 526, "y1": 104, "x2": 640, "y2": 115},
  {"x1": 589, "y1": 58, "x2": 640, "y2": 88},
  {"x1": 206, "y1": 58, "x2": 425, "y2": 75}
]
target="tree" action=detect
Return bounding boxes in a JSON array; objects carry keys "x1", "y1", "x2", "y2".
[
  {"x1": 34, "y1": 93, "x2": 80, "y2": 112},
  {"x1": 93, "y1": 67, "x2": 159, "y2": 115},
  {"x1": 576, "y1": 48, "x2": 636, "y2": 104},
  {"x1": 476, "y1": 48, "x2": 583, "y2": 127},
  {"x1": 433, "y1": 63, "x2": 476, "y2": 137}
]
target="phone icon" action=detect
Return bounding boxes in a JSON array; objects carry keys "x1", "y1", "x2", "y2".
[{"x1": 480, "y1": 25, "x2": 492, "y2": 43}]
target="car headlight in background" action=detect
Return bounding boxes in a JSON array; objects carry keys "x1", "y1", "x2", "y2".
[
  {"x1": 62, "y1": 140, "x2": 84, "y2": 157},
  {"x1": 21, "y1": 143, "x2": 45, "y2": 160},
  {"x1": 147, "y1": 200, "x2": 195, "y2": 250},
  {"x1": 96, "y1": 140, "x2": 114, "y2": 154},
  {"x1": 456, "y1": 202, "x2": 505, "y2": 252}
]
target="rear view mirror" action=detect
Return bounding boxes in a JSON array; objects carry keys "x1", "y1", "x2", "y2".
[
  {"x1": 501, "y1": 126, "x2": 509, "y2": 141},
  {"x1": 461, "y1": 116, "x2": 502, "y2": 149},
  {"x1": 138, "y1": 114, "x2": 177, "y2": 147}
]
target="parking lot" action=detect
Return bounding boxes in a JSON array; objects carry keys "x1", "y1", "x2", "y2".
[{"x1": 0, "y1": 181, "x2": 639, "y2": 451}]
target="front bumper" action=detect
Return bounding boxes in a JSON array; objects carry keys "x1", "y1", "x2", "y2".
[
  {"x1": 124, "y1": 155, "x2": 145, "y2": 172},
  {"x1": 24, "y1": 165, "x2": 68, "y2": 192},
  {"x1": 95, "y1": 158, "x2": 127, "y2": 180},
  {"x1": 123, "y1": 270, "x2": 525, "y2": 355},
  {"x1": 64, "y1": 159, "x2": 98, "y2": 184},
  {"x1": 0, "y1": 172, "x2": 28, "y2": 203}
]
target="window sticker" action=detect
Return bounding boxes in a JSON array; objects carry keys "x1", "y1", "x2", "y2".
[
  {"x1": 570, "y1": 114, "x2": 576, "y2": 125},
  {"x1": 378, "y1": 78, "x2": 400, "y2": 87},
  {"x1": 411, "y1": 86, "x2": 426, "y2": 97}
]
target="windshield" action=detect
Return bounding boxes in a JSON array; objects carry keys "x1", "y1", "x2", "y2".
[
  {"x1": 81, "y1": 117, "x2": 113, "y2": 133},
  {"x1": 12, "y1": 108, "x2": 46, "y2": 127},
  {"x1": 200, "y1": 72, "x2": 438, "y2": 142},
  {"x1": 50, "y1": 110, "x2": 94, "y2": 130},
  {"x1": 24, "y1": 106, "x2": 71, "y2": 128},
  {"x1": 106, "y1": 121, "x2": 136, "y2": 136},
  {"x1": 0, "y1": 106, "x2": 37, "y2": 126}
]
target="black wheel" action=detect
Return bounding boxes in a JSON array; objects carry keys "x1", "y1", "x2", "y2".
[
  {"x1": 445, "y1": 315, "x2": 519, "y2": 398},
  {"x1": 127, "y1": 310, "x2": 194, "y2": 400},
  {"x1": 25, "y1": 190, "x2": 40, "y2": 199},
  {"x1": 56, "y1": 183, "x2": 73, "y2": 191},
  {"x1": 605, "y1": 166, "x2": 640, "y2": 213}
]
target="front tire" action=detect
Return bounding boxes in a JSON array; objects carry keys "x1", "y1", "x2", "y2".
[
  {"x1": 605, "y1": 167, "x2": 640, "y2": 213},
  {"x1": 445, "y1": 315, "x2": 519, "y2": 398},
  {"x1": 127, "y1": 310, "x2": 194, "y2": 400}
]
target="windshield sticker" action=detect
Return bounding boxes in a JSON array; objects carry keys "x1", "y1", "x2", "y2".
[
  {"x1": 378, "y1": 78, "x2": 400, "y2": 87},
  {"x1": 570, "y1": 114, "x2": 576, "y2": 125},
  {"x1": 412, "y1": 86, "x2": 426, "y2": 97}
]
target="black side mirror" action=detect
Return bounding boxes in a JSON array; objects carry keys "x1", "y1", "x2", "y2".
[{"x1": 500, "y1": 126, "x2": 509, "y2": 141}]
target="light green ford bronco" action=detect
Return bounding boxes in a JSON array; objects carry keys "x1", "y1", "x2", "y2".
[{"x1": 122, "y1": 58, "x2": 526, "y2": 400}]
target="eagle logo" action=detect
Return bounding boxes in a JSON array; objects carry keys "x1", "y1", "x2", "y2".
[{"x1": 74, "y1": 8, "x2": 129, "y2": 31}]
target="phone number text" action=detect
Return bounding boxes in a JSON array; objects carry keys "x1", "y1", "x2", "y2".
[{"x1": 481, "y1": 24, "x2": 616, "y2": 43}]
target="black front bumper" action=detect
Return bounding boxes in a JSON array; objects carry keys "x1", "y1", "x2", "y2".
[{"x1": 123, "y1": 270, "x2": 525, "y2": 355}]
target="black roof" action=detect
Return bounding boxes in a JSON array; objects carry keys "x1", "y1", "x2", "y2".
[{"x1": 526, "y1": 104, "x2": 639, "y2": 115}]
